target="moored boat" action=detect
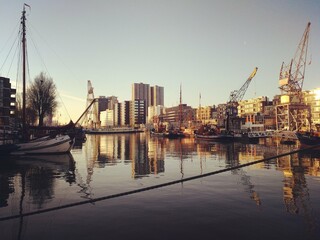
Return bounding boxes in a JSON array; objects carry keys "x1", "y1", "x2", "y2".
[
  {"x1": 150, "y1": 129, "x2": 165, "y2": 137},
  {"x1": 296, "y1": 131, "x2": 320, "y2": 149},
  {"x1": 85, "y1": 127, "x2": 144, "y2": 134},
  {"x1": 12, "y1": 135, "x2": 74, "y2": 155},
  {"x1": 164, "y1": 129, "x2": 185, "y2": 139},
  {"x1": 8, "y1": 5, "x2": 74, "y2": 155},
  {"x1": 194, "y1": 124, "x2": 234, "y2": 142},
  {"x1": 195, "y1": 132, "x2": 234, "y2": 142},
  {"x1": 0, "y1": 143, "x2": 20, "y2": 156}
]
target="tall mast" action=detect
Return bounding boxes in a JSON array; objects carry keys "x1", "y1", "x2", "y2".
[
  {"x1": 21, "y1": 5, "x2": 27, "y2": 137},
  {"x1": 179, "y1": 84, "x2": 182, "y2": 128}
]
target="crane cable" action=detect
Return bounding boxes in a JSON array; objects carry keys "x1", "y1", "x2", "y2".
[{"x1": 0, "y1": 144, "x2": 319, "y2": 222}]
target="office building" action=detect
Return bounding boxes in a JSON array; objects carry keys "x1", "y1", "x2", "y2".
[
  {"x1": 132, "y1": 83, "x2": 150, "y2": 107},
  {"x1": 150, "y1": 85, "x2": 164, "y2": 106},
  {"x1": 0, "y1": 77, "x2": 16, "y2": 142}
]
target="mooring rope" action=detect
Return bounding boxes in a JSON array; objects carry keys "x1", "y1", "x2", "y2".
[{"x1": 0, "y1": 145, "x2": 318, "y2": 222}]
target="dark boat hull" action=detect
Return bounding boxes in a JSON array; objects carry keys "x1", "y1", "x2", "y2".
[
  {"x1": 0, "y1": 144, "x2": 20, "y2": 156},
  {"x1": 296, "y1": 132, "x2": 320, "y2": 149}
]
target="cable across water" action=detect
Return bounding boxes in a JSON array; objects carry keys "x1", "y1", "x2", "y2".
[{"x1": 0, "y1": 145, "x2": 318, "y2": 222}]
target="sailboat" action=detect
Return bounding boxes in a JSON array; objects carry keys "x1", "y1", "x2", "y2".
[{"x1": 10, "y1": 4, "x2": 74, "y2": 155}]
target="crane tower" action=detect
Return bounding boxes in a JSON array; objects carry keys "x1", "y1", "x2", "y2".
[
  {"x1": 276, "y1": 22, "x2": 311, "y2": 132},
  {"x1": 83, "y1": 80, "x2": 100, "y2": 129},
  {"x1": 225, "y1": 67, "x2": 258, "y2": 131}
]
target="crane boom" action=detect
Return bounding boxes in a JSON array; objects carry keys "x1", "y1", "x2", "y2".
[
  {"x1": 229, "y1": 67, "x2": 258, "y2": 103},
  {"x1": 279, "y1": 22, "x2": 310, "y2": 96}
]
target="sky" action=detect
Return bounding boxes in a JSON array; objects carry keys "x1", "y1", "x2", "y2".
[{"x1": 1, "y1": 0, "x2": 320, "y2": 123}]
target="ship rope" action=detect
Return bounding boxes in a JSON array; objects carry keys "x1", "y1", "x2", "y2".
[{"x1": 0, "y1": 145, "x2": 319, "y2": 222}]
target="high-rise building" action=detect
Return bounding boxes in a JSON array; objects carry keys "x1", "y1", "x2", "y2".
[
  {"x1": 132, "y1": 83, "x2": 164, "y2": 124},
  {"x1": 130, "y1": 99, "x2": 146, "y2": 126},
  {"x1": 0, "y1": 77, "x2": 16, "y2": 129},
  {"x1": 120, "y1": 101, "x2": 131, "y2": 126},
  {"x1": 132, "y1": 83, "x2": 150, "y2": 107},
  {"x1": 150, "y1": 85, "x2": 164, "y2": 106},
  {"x1": 98, "y1": 96, "x2": 108, "y2": 113}
]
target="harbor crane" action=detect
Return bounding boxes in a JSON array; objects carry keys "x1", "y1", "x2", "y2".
[
  {"x1": 276, "y1": 22, "x2": 311, "y2": 132},
  {"x1": 76, "y1": 81, "x2": 100, "y2": 129},
  {"x1": 229, "y1": 67, "x2": 258, "y2": 104},
  {"x1": 279, "y1": 22, "x2": 310, "y2": 99},
  {"x1": 225, "y1": 67, "x2": 258, "y2": 131}
]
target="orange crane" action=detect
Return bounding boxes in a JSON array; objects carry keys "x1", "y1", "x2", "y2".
[
  {"x1": 276, "y1": 22, "x2": 311, "y2": 132},
  {"x1": 225, "y1": 67, "x2": 258, "y2": 131}
]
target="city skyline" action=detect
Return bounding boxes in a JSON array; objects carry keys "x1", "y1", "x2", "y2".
[{"x1": 0, "y1": 1, "x2": 320, "y2": 123}]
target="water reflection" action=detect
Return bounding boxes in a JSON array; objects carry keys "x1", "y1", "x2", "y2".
[
  {"x1": 0, "y1": 153, "x2": 75, "y2": 240},
  {"x1": 0, "y1": 134, "x2": 320, "y2": 240},
  {"x1": 0, "y1": 154, "x2": 75, "y2": 210},
  {"x1": 277, "y1": 152, "x2": 319, "y2": 236}
]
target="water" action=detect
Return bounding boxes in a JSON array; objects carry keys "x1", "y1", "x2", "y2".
[{"x1": 0, "y1": 133, "x2": 319, "y2": 240}]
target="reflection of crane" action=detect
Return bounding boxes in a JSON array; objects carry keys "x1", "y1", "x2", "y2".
[
  {"x1": 281, "y1": 154, "x2": 317, "y2": 234},
  {"x1": 225, "y1": 143, "x2": 261, "y2": 206},
  {"x1": 276, "y1": 22, "x2": 311, "y2": 132},
  {"x1": 226, "y1": 67, "x2": 258, "y2": 130}
]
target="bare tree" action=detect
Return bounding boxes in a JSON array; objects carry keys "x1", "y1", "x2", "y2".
[
  {"x1": 16, "y1": 93, "x2": 37, "y2": 126},
  {"x1": 26, "y1": 72, "x2": 58, "y2": 126}
]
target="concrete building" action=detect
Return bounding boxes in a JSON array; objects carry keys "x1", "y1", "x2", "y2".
[
  {"x1": 162, "y1": 104, "x2": 195, "y2": 128},
  {"x1": 132, "y1": 83, "x2": 150, "y2": 107},
  {"x1": 303, "y1": 88, "x2": 320, "y2": 127},
  {"x1": 216, "y1": 104, "x2": 227, "y2": 127},
  {"x1": 196, "y1": 106, "x2": 213, "y2": 123},
  {"x1": 130, "y1": 99, "x2": 146, "y2": 127},
  {"x1": 98, "y1": 96, "x2": 108, "y2": 113},
  {"x1": 132, "y1": 83, "x2": 164, "y2": 124},
  {"x1": 100, "y1": 109, "x2": 114, "y2": 127},
  {"x1": 0, "y1": 77, "x2": 16, "y2": 127},
  {"x1": 120, "y1": 101, "x2": 131, "y2": 126},
  {"x1": 150, "y1": 85, "x2": 164, "y2": 106},
  {"x1": 237, "y1": 96, "x2": 271, "y2": 117},
  {"x1": 148, "y1": 105, "x2": 165, "y2": 123}
]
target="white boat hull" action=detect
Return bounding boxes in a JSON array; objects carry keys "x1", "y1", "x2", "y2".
[{"x1": 12, "y1": 135, "x2": 74, "y2": 155}]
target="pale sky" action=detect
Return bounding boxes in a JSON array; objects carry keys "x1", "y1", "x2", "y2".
[{"x1": 1, "y1": 0, "x2": 320, "y2": 123}]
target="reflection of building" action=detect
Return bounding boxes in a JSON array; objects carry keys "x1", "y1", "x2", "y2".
[
  {"x1": 87, "y1": 134, "x2": 165, "y2": 178},
  {"x1": 277, "y1": 152, "x2": 318, "y2": 233},
  {"x1": 148, "y1": 138, "x2": 165, "y2": 175}
]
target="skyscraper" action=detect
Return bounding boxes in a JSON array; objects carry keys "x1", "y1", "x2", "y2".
[
  {"x1": 132, "y1": 83, "x2": 150, "y2": 107},
  {"x1": 150, "y1": 85, "x2": 164, "y2": 106}
]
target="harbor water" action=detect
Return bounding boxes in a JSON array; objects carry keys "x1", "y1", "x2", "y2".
[{"x1": 0, "y1": 133, "x2": 319, "y2": 240}]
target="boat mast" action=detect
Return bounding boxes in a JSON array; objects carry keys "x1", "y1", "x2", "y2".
[
  {"x1": 21, "y1": 5, "x2": 27, "y2": 138},
  {"x1": 179, "y1": 84, "x2": 182, "y2": 129}
]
